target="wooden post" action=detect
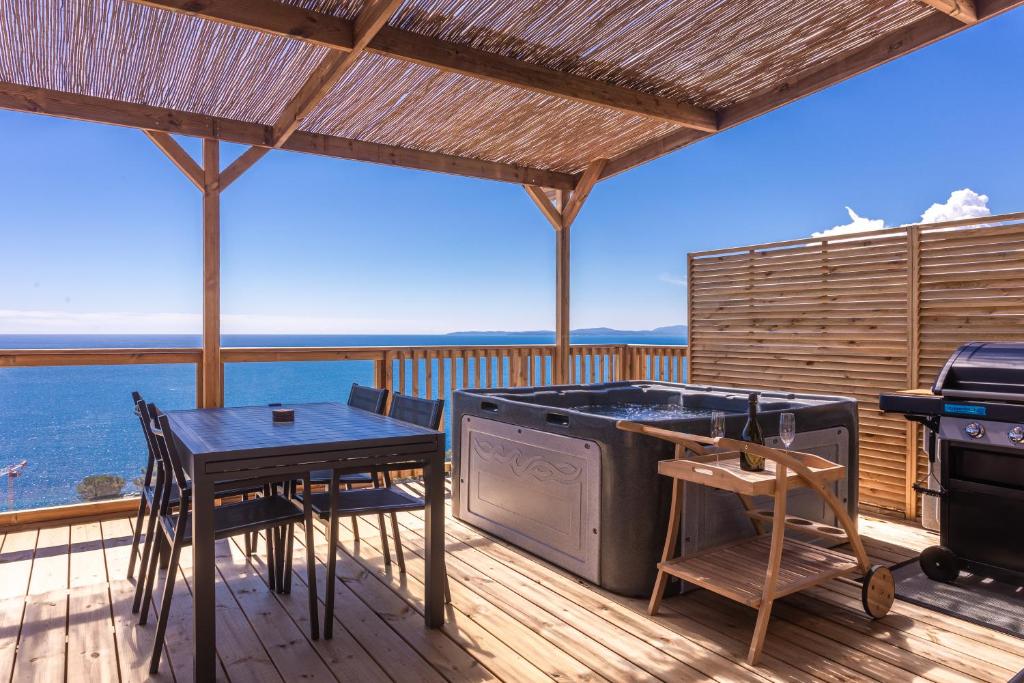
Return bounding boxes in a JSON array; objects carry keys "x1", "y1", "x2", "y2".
[
  {"x1": 202, "y1": 140, "x2": 223, "y2": 408},
  {"x1": 523, "y1": 159, "x2": 607, "y2": 386},
  {"x1": 554, "y1": 191, "x2": 571, "y2": 384}
]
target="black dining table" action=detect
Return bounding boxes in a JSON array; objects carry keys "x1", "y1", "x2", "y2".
[{"x1": 164, "y1": 401, "x2": 447, "y2": 683}]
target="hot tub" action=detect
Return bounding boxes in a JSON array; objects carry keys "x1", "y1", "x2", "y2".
[{"x1": 452, "y1": 381, "x2": 858, "y2": 597}]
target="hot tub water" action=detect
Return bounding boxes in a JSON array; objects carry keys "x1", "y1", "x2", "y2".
[{"x1": 574, "y1": 403, "x2": 720, "y2": 420}]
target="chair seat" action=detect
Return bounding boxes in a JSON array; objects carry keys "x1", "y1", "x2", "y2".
[
  {"x1": 304, "y1": 487, "x2": 425, "y2": 519},
  {"x1": 144, "y1": 485, "x2": 180, "y2": 506},
  {"x1": 307, "y1": 469, "x2": 374, "y2": 485},
  {"x1": 160, "y1": 494, "x2": 303, "y2": 544}
]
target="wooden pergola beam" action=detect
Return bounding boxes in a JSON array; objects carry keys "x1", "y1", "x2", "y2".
[
  {"x1": 601, "y1": 0, "x2": 1023, "y2": 179},
  {"x1": 0, "y1": 81, "x2": 578, "y2": 190},
  {"x1": 218, "y1": 146, "x2": 271, "y2": 191},
  {"x1": 128, "y1": 0, "x2": 717, "y2": 132},
  {"x1": 143, "y1": 130, "x2": 205, "y2": 190},
  {"x1": 561, "y1": 159, "x2": 607, "y2": 229},
  {"x1": 524, "y1": 185, "x2": 562, "y2": 230},
  {"x1": 271, "y1": 0, "x2": 404, "y2": 147},
  {"x1": 920, "y1": 0, "x2": 977, "y2": 22},
  {"x1": 524, "y1": 159, "x2": 608, "y2": 383}
]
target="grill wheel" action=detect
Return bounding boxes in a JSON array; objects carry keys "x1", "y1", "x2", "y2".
[{"x1": 920, "y1": 545, "x2": 960, "y2": 583}]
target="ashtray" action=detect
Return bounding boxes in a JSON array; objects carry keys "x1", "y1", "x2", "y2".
[{"x1": 272, "y1": 408, "x2": 295, "y2": 423}]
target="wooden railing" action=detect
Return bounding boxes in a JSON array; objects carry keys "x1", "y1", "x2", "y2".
[{"x1": 0, "y1": 342, "x2": 687, "y2": 524}]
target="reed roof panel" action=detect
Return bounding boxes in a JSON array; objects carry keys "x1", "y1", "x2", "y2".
[
  {"x1": 0, "y1": 0, "x2": 1000, "y2": 182},
  {"x1": 290, "y1": 0, "x2": 935, "y2": 108},
  {"x1": 300, "y1": 53, "x2": 678, "y2": 173},
  {"x1": 0, "y1": 0, "x2": 327, "y2": 125}
]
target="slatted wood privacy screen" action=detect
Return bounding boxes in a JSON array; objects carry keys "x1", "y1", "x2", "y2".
[{"x1": 687, "y1": 212, "x2": 1024, "y2": 516}]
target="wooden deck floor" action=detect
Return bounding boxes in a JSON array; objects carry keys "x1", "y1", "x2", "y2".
[{"x1": 1, "y1": 480, "x2": 1022, "y2": 683}]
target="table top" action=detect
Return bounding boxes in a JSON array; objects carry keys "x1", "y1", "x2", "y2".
[{"x1": 165, "y1": 402, "x2": 441, "y2": 459}]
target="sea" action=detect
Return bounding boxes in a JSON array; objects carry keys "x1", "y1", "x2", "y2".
[{"x1": 0, "y1": 333, "x2": 685, "y2": 511}]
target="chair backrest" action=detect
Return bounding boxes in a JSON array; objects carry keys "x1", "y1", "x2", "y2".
[
  {"x1": 347, "y1": 383, "x2": 388, "y2": 414},
  {"x1": 388, "y1": 393, "x2": 444, "y2": 431},
  {"x1": 149, "y1": 405, "x2": 190, "y2": 496},
  {"x1": 132, "y1": 391, "x2": 159, "y2": 486}
]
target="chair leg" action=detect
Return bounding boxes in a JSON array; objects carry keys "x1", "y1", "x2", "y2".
[
  {"x1": 266, "y1": 526, "x2": 277, "y2": 592},
  {"x1": 443, "y1": 564, "x2": 452, "y2": 604},
  {"x1": 378, "y1": 514, "x2": 391, "y2": 566},
  {"x1": 242, "y1": 493, "x2": 252, "y2": 557},
  {"x1": 275, "y1": 526, "x2": 287, "y2": 594},
  {"x1": 149, "y1": 537, "x2": 183, "y2": 674},
  {"x1": 132, "y1": 500, "x2": 161, "y2": 612},
  {"x1": 138, "y1": 532, "x2": 163, "y2": 625},
  {"x1": 346, "y1": 482, "x2": 360, "y2": 542},
  {"x1": 283, "y1": 523, "x2": 294, "y2": 594},
  {"x1": 303, "y1": 516, "x2": 319, "y2": 640},
  {"x1": 127, "y1": 495, "x2": 148, "y2": 580},
  {"x1": 325, "y1": 481, "x2": 339, "y2": 639},
  {"x1": 389, "y1": 512, "x2": 404, "y2": 572}
]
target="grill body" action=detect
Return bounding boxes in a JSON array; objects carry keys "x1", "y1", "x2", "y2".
[{"x1": 881, "y1": 342, "x2": 1024, "y2": 583}]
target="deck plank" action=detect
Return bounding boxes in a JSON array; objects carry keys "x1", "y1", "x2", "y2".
[
  {"x1": 406, "y1": 480, "x2": 812, "y2": 682},
  {"x1": 214, "y1": 533, "x2": 338, "y2": 683},
  {"x1": 8, "y1": 482, "x2": 1024, "y2": 683},
  {"x1": 326, "y1": 516, "x2": 604, "y2": 682},
  {"x1": 305, "y1": 519, "x2": 519, "y2": 682},
  {"x1": 225, "y1": 534, "x2": 392, "y2": 683},
  {"x1": 13, "y1": 525, "x2": 70, "y2": 682},
  {"x1": 100, "y1": 516, "x2": 175, "y2": 682},
  {"x1": 0, "y1": 529, "x2": 38, "y2": 680},
  {"x1": 67, "y1": 522, "x2": 119, "y2": 682},
  {"x1": 378, "y1": 501, "x2": 759, "y2": 682}
]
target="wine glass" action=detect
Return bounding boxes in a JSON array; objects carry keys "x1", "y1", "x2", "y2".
[
  {"x1": 779, "y1": 412, "x2": 796, "y2": 449},
  {"x1": 711, "y1": 411, "x2": 726, "y2": 463},
  {"x1": 711, "y1": 411, "x2": 726, "y2": 440}
]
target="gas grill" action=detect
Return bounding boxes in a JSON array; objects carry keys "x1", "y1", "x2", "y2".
[{"x1": 880, "y1": 341, "x2": 1024, "y2": 584}]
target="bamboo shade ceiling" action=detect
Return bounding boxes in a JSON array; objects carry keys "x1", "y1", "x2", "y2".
[{"x1": 0, "y1": 0, "x2": 960, "y2": 178}]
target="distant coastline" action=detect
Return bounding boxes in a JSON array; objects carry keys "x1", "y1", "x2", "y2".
[{"x1": 446, "y1": 325, "x2": 686, "y2": 338}]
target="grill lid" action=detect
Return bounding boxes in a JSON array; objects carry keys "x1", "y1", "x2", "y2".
[{"x1": 934, "y1": 342, "x2": 1024, "y2": 401}]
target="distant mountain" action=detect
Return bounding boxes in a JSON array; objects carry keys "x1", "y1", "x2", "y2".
[{"x1": 446, "y1": 325, "x2": 686, "y2": 337}]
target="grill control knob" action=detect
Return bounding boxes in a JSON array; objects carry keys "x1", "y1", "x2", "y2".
[
  {"x1": 1009, "y1": 425, "x2": 1024, "y2": 444},
  {"x1": 964, "y1": 422, "x2": 985, "y2": 439}
]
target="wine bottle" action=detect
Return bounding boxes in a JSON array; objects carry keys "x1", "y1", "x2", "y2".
[{"x1": 740, "y1": 393, "x2": 766, "y2": 472}]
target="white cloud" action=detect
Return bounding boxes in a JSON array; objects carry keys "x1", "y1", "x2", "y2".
[
  {"x1": 658, "y1": 273, "x2": 687, "y2": 286},
  {"x1": 919, "y1": 188, "x2": 990, "y2": 224},
  {"x1": 0, "y1": 309, "x2": 445, "y2": 334},
  {"x1": 812, "y1": 188, "x2": 992, "y2": 238},
  {"x1": 812, "y1": 207, "x2": 886, "y2": 238}
]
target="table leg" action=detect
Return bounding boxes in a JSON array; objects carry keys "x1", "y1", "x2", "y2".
[
  {"x1": 423, "y1": 444, "x2": 445, "y2": 628},
  {"x1": 192, "y1": 475, "x2": 217, "y2": 682}
]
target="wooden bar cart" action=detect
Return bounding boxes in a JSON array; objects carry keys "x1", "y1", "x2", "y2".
[{"x1": 618, "y1": 422, "x2": 894, "y2": 665}]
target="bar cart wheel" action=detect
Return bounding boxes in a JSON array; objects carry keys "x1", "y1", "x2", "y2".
[
  {"x1": 861, "y1": 565, "x2": 894, "y2": 618},
  {"x1": 920, "y1": 545, "x2": 960, "y2": 583}
]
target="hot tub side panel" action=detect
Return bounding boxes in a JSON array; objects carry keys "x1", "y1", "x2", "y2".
[{"x1": 453, "y1": 393, "x2": 675, "y2": 596}]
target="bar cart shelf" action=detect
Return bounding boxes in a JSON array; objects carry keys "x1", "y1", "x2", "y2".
[{"x1": 617, "y1": 422, "x2": 895, "y2": 666}]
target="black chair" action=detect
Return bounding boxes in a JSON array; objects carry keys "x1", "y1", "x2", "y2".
[
  {"x1": 127, "y1": 393, "x2": 263, "y2": 614},
  {"x1": 137, "y1": 403, "x2": 314, "y2": 674},
  {"x1": 304, "y1": 393, "x2": 449, "y2": 638},
  {"x1": 306, "y1": 383, "x2": 389, "y2": 545}
]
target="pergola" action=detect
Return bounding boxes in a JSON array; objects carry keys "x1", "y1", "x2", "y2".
[{"x1": 0, "y1": 0, "x2": 1017, "y2": 408}]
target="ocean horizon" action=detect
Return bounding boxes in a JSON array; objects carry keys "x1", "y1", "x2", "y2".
[{"x1": 0, "y1": 332, "x2": 686, "y2": 511}]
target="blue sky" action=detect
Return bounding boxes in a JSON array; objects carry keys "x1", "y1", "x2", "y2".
[{"x1": 1, "y1": 9, "x2": 1022, "y2": 334}]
